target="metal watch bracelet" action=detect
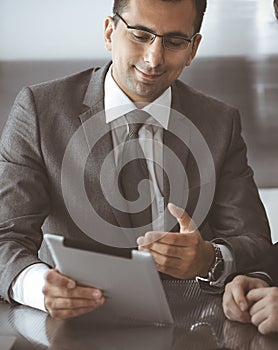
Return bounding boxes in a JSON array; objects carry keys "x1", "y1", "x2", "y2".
[{"x1": 195, "y1": 243, "x2": 224, "y2": 284}]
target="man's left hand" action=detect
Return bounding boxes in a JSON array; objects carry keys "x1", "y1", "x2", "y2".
[
  {"x1": 137, "y1": 203, "x2": 215, "y2": 279},
  {"x1": 247, "y1": 286, "x2": 278, "y2": 335}
]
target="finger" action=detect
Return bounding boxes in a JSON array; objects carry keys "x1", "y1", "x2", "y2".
[
  {"x1": 168, "y1": 203, "x2": 197, "y2": 233},
  {"x1": 222, "y1": 288, "x2": 251, "y2": 323},
  {"x1": 222, "y1": 286, "x2": 240, "y2": 318},
  {"x1": 257, "y1": 318, "x2": 277, "y2": 335},
  {"x1": 228, "y1": 276, "x2": 250, "y2": 312},
  {"x1": 43, "y1": 283, "x2": 103, "y2": 300},
  {"x1": 45, "y1": 269, "x2": 76, "y2": 289},
  {"x1": 43, "y1": 269, "x2": 103, "y2": 300},
  {"x1": 137, "y1": 245, "x2": 150, "y2": 253},
  {"x1": 249, "y1": 301, "x2": 264, "y2": 319},
  {"x1": 167, "y1": 202, "x2": 185, "y2": 219},
  {"x1": 248, "y1": 287, "x2": 278, "y2": 318},
  {"x1": 137, "y1": 236, "x2": 146, "y2": 246},
  {"x1": 137, "y1": 232, "x2": 164, "y2": 247},
  {"x1": 138, "y1": 231, "x2": 197, "y2": 247},
  {"x1": 250, "y1": 308, "x2": 267, "y2": 329},
  {"x1": 247, "y1": 287, "x2": 269, "y2": 303},
  {"x1": 149, "y1": 241, "x2": 188, "y2": 259}
]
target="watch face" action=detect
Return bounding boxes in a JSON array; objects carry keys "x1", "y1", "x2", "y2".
[{"x1": 212, "y1": 260, "x2": 224, "y2": 281}]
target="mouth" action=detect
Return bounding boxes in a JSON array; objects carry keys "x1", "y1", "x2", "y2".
[{"x1": 134, "y1": 66, "x2": 164, "y2": 81}]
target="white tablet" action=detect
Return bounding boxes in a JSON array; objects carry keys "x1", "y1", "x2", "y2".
[{"x1": 44, "y1": 234, "x2": 173, "y2": 325}]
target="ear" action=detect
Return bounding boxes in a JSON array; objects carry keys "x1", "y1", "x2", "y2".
[
  {"x1": 104, "y1": 16, "x2": 115, "y2": 51},
  {"x1": 184, "y1": 34, "x2": 202, "y2": 66}
]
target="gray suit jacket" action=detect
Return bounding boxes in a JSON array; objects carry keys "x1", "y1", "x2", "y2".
[
  {"x1": 226, "y1": 243, "x2": 278, "y2": 286},
  {"x1": 0, "y1": 62, "x2": 271, "y2": 302},
  {"x1": 256, "y1": 243, "x2": 278, "y2": 286}
]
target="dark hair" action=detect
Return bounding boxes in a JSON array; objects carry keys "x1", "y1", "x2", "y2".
[{"x1": 112, "y1": 0, "x2": 207, "y2": 33}]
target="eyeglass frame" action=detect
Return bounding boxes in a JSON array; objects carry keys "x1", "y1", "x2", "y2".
[{"x1": 113, "y1": 12, "x2": 199, "y2": 52}]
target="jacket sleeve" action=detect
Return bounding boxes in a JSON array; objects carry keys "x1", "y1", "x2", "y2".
[
  {"x1": 257, "y1": 243, "x2": 278, "y2": 286},
  {"x1": 225, "y1": 243, "x2": 277, "y2": 286},
  {"x1": 0, "y1": 87, "x2": 50, "y2": 303},
  {"x1": 209, "y1": 109, "x2": 271, "y2": 272}
]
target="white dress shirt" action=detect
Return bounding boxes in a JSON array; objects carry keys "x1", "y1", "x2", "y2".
[
  {"x1": 11, "y1": 65, "x2": 235, "y2": 311},
  {"x1": 105, "y1": 65, "x2": 171, "y2": 232}
]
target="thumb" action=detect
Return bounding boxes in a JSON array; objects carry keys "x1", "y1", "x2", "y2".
[{"x1": 168, "y1": 203, "x2": 196, "y2": 233}]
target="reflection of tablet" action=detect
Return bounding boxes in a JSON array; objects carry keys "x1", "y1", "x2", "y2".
[{"x1": 44, "y1": 234, "x2": 173, "y2": 325}]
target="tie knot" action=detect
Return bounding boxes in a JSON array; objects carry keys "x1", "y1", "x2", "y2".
[
  {"x1": 126, "y1": 110, "x2": 150, "y2": 139},
  {"x1": 128, "y1": 123, "x2": 143, "y2": 138}
]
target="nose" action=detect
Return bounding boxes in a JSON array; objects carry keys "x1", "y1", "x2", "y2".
[{"x1": 143, "y1": 36, "x2": 165, "y2": 68}]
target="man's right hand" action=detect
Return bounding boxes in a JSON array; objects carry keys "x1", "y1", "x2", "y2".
[{"x1": 43, "y1": 269, "x2": 105, "y2": 319}]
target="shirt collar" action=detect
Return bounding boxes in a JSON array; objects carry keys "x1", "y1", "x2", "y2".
[{"x1": 104, "y1": 65, "x2": 171, "y2": 129}]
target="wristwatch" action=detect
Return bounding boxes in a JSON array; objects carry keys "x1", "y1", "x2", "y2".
[{"x1": 196, "y1": 243, "x2": 224, "y2": 284}]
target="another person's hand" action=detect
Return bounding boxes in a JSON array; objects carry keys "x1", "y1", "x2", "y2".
[
  {"x1": 137, "y1": 203, "x2": 215, "y2": 279},
  {"x1": 43, "y1": 269, "x2": 105, "y2": 319},
  {"x1": 222, "y1": 275, "x2": 269, "y2": 324},
  {"x1": 247, "y1": 286, "x2": 278, "y2": 335}
]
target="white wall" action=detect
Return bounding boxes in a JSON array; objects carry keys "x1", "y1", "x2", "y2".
[
  {"x1": 0, "y1": 0, "x2": 277, "y2": 60},
  {"x1": 0, "y1": 0, "x2": 113, "y2": 60}
]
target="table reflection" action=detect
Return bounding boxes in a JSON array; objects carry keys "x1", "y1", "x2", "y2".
[
  {"x1": 9, "y1": 306, "x2": 174, "y2": 350},
  {"x1": 222, "y1": 319, "x2": 278, "y2": 350},
  {"x1": 1, "y1": 280, "x2": 277, "y2": 350}
]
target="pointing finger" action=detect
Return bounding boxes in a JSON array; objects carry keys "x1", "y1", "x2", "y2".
[{"x1": 168, "y1": 203, "x2": 196, "y2": 233}]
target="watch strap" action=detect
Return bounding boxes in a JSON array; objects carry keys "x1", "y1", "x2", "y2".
[{"x1": 196, "y1": 243, "x2": 224, "y2": 284}]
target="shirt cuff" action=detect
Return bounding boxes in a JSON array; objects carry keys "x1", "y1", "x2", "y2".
[
  {"x1": 10, "y1": 263, "x2": 50, "y2": 312},
  {"x1": 210, "y1": 244, "x2": 235, "y2": 287},
  {"x1": 247, "y1": 271, "x2": 272, "y2": 286}
]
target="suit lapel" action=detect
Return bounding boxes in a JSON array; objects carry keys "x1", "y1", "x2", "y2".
[
  {"x1": 163, "y1": 82, "x2": 192, "y2": 231},
  {"x1": 77, "y1": 63, "x2": 133, "y2": 244}
]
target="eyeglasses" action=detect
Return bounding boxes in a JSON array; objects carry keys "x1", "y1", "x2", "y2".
[{"x1": 114, "y1": 13, "x2": 198, "y2": 52}]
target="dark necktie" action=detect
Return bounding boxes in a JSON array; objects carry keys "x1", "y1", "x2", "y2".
[{"x1": 119, "y1": 110, "x2": 152, "y2": 229}]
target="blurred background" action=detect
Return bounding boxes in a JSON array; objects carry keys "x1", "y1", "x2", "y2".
[{"x1": 0, "y1": 0, "x2": 277, "y2": 241}]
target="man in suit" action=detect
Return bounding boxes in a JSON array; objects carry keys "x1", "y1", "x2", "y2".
[
  {"x1": 0, "y1": 0, "x2": 271, "y2": 319},
  {"x1": 223, "y1": 243, "x2": 278, "y2": 335}
]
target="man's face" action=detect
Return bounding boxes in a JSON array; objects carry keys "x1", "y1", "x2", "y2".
[{"x1": 104, "y1": 0, "x2": 202, "y2": 104}]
